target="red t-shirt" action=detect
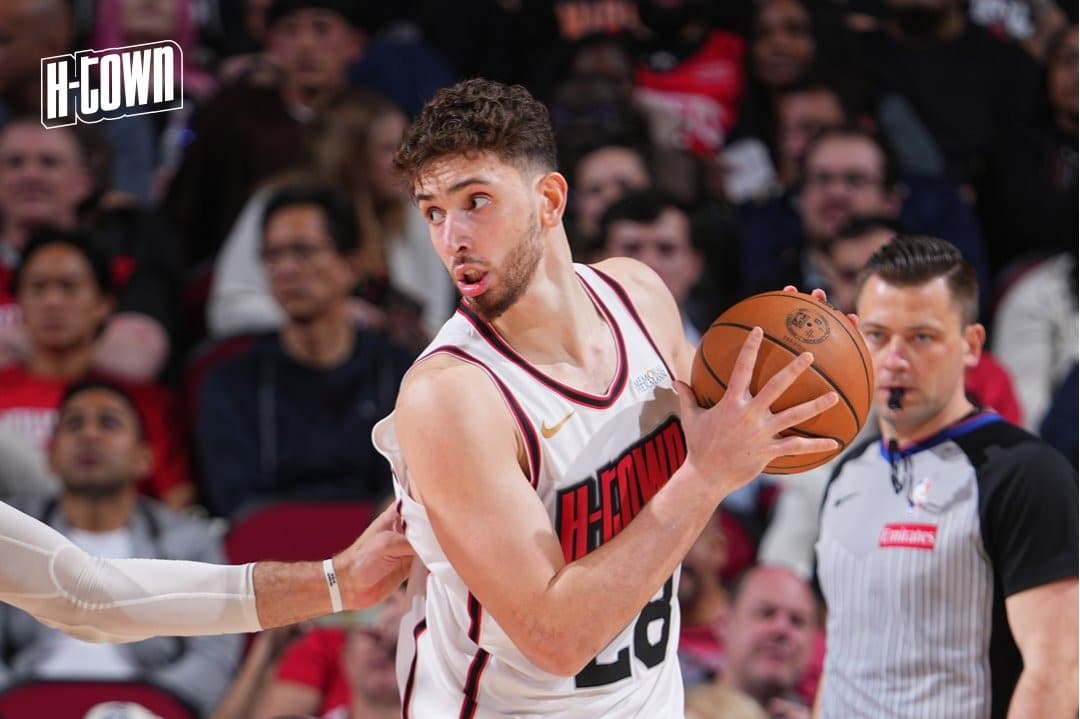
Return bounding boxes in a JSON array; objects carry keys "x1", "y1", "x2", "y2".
[
  {"x1": 0, "y1": 365, "x2": 191, "y2": 499},
  {"x1": 275, "y1": 628, "x2": 351, "y2": 718},
  {"x1": 966, "y1": 352, "x2": 1023, "y2": 426},
  {"x1": 634, "y1": 30, "x2": 747, "y2": 157}
]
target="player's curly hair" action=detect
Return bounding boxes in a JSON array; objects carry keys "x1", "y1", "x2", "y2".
[{"x1": 394, "y1": 78, "x2": 557, "y2": 190}]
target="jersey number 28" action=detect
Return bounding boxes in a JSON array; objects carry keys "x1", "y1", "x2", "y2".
[{"x1": 574, "y1": 576, "x2": 673, "y2": 688}]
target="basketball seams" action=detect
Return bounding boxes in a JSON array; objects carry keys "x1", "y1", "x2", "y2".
[
  {"x1": 704, "y1": 321, "x2": 861, "y2": 430},
  {"x1": 748, "y1": 292, "x2": 873, "y2": 412}
]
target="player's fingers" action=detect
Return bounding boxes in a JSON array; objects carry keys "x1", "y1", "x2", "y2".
[
  {"x1": 726, "y1": 326, "x2": 763, "y2": 396},
  {"x1": 781, "y1": 285, "x2": 798, "y2": 294},
  {"x1": 771, "y1": 434, "x2": 839, "y2": 457},
  {"x1": 672, "y1": 379, "x2": 705, "y2": 416},
  {"x1": 809, "y1": 287, "x2": 827, "y2": 302},
  {"x1": 847, "y1": 311, "x2": 859, "y2": 327},
  {"x1": 769, "y1": 391, "x2": 839, "y2": 433},
  {"x1": 753, "y1": 351, "x2": 814, "y2": 407}
]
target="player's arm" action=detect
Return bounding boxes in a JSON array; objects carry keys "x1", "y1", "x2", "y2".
[
  {"x1": 395, "y1": 341, "x2": 838, "y2": 676},
  {"x1": 1004, "y1": 578, "x2": 1079, "y2": 717},
  {"x1": 0, "y1": 501, "x2": 412, "y2": 642}
]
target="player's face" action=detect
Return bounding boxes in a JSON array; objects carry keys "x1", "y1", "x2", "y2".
[
  {"x1": 0, "y1": 125, "x2": 92, "y2": 227},
  {"x1": 724, "y1": 569, "x2": 815, "y2": 698},
  {"x1": 262, "y1": 204, "x2": 353, "y2": 324},
  {"x1": 18, "y1": 244, "x2": 111, "y2": 351},
  {"x1": 415, "y1": 152, "x2": 546, "y2": 322},
  {"x1": 800, "y1": 137, "x2": 899, "y2": 245},
  {"x1": 50, "y1": 389, "x2": 151, "y2": 495},
  {"x1": 857, "y1": 275, "x2": 982, "y2": 440}
]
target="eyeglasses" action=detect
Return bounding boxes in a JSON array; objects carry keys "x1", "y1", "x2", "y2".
[
  {"x1": 261, "y1": 243, "x2": 333, "y2": 266},
  {"x1": 804, "y1": 170, "x2": 884, "y2": 191}
]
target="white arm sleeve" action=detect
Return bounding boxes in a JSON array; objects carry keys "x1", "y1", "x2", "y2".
[{"x1": 0, "y1": 502, "x2": 262, "y2": 643}]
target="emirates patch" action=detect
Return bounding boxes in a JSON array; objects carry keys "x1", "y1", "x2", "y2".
[{"x1": 879, "y1": 523, "x2": 937, "y2": 550}]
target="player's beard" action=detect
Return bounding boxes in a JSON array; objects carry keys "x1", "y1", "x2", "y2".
[{"x1": 467, "y1": 210, "x2": 544, "y2": 322}]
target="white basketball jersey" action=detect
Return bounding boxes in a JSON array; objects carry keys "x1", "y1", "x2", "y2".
[{"x1": 373, "y1": 265, "x2": 686, "y2": 718}]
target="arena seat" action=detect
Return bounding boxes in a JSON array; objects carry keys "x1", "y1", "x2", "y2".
[
  {"x1": 0, "y1": 679, "x2": 198, "y2": 719},
  {"x1": 224, "y1": 501, "x2": 376, "y2": 564}
]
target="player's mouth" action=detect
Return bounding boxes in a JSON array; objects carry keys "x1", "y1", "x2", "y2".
[{"x1": 454, "y1": 266, "x2": 489, "y2": 298}]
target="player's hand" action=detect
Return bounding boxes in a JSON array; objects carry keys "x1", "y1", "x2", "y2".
[
  {"x1": 673, "y1": 327, "x2": 838, "y2": 498},
  {"x1": 782, "y1": 285, "x2": 858, "y2": 327},
  {"x1": 334, "y1": 504, "x2": 414, "y2": 610}
]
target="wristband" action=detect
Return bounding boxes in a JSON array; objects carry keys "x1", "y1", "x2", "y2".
[{"x1": 323, "y1": 558, "x2": 343, "y2": 613}]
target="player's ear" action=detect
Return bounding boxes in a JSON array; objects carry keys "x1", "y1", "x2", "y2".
[{"x1": 537, "y1": 171, "x2": 568, "y2": 229}]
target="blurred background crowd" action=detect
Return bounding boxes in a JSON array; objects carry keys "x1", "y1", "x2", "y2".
[{"x1": 0, "y1": 0, "x2": 1074, "y2": 717}]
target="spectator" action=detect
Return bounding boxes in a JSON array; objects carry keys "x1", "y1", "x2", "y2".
[
  {"x1": 847, "y1": 0, "x2": 1041, "y2": 194},
  {"x1": 196, "y1": 182, "x2": 411, "y2": 519},
  {"x1": 773, "y1": 80, "x2": 847, "y2": 189},
  {"x1": 816, "y1": 235, "x2": 1078, "y2": 718},
  {"x1": 713, "y1": 565, "x2": 818, "y2": 719},
  {"x1": 208, "y1": 90, "x2": 452, "y2": 345},
  {"x1": 0, "y1": 380, "x2": 241, "y2": 717},
  {"x1": 983, "y1": 24, "x2": 1077, "y2": 270},
  {"x1": 597, "y1": 189, "x2": 707, "y2": 342},
  {"x1": 250, "y1": 588, "x2": 405, "y2": 718},
  {"x1": 0, "y1": 119, "x2": 182, "y2": 382},
  {"x1": 0, "y1": 0, "x2": 156, "y2": 202},
  {"x1": 569, "y1": 141, "x2": 652, "y2": 255},
  {"x1": 685, "y1": 682, "x2": 767, "y2": 719},
  {"x1": 164, "y1": 0, "x2": 363, "y2": 267},
  {"x1": 992, "y1": 251, "x2": 1078, "y2": 432},
  {"x1": 735, "y1": 0, "x2": 816, "y2": 151},
  {"x1": 1040, "y1": 362, "x2": 1078, "y2": 467},
  {"x1": 678, "y1": 511, "x2": 730, "y2": 688},
  {"x1": 633, "y1": 0, "x2": 746, "y2": 203},
  {"x1": 0, "y1": 231, "x2": 193, "y2": 507},
  {"x1": 738, "y1": 126, "x2": 992, "y2": 315}
]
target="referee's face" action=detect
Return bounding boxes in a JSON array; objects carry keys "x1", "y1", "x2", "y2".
[{"x1": 857, "y1": 275, "x2": 983, "y2": 442}]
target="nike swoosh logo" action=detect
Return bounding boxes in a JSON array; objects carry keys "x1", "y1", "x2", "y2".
[
  {"x1": 541, "y1": 411, "x2": 575, "y2": 439},
  {"x1": 833, "y1": 492, "x2": 858, "y2": 508}
]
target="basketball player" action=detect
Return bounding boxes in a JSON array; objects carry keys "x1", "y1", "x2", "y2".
[
  {"x1": 814, "y1": 236, "x2": 1078, "y2": 718},
  {"x1": 0, "y1": 500, "x2": 412, "y2": 642},
  {"x1": 373, "y1": 79, "x2": 840, "y2": 717}
]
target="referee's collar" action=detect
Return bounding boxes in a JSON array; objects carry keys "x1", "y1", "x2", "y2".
[{"x1": 878, "y1": 409, "x2": 1002, "y2": 460}]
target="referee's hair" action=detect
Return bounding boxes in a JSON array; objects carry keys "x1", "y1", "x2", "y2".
[{"x1": 856, "y1": 235, "x2": 978, "y2": 325}]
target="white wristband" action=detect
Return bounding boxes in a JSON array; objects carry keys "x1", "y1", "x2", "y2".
[{"x1": 323, "y1": 558, "x2": 343, "y2": 613}]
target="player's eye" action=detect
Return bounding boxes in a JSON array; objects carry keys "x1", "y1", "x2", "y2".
[
  {"x1": 469, "y1": 195, "x2": 490, "y2": 210},
  {"x1": 424, "y1": 207, "x2": 445, "y2": 224}
]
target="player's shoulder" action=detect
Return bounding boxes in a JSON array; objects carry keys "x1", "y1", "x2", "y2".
[
  {"x1": 591, "y1": 257, "x2": 668, "y2": 298},
  {"x1": 590, "y1": 257, "x2": 680, "y2": 324},
  {"x1": 396, "y1": 351, "x2": 507, "y2": 426}
]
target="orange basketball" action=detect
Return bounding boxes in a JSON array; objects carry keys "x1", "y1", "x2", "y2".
[{"x1": 690, "y1": 291, "x2": 873, "y2": 474}]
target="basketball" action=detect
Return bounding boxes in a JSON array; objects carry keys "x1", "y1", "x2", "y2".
[{"x1": 690, "y1": 291, "x2": 873, "y2": 474}]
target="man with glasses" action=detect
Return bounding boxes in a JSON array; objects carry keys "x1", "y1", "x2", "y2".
[
  {"x1": 195, "y1": 182, "x2": 412, "y2": 519},
  {"x1": 738, "y1": 126, "x2": 991, "y2": 313}
]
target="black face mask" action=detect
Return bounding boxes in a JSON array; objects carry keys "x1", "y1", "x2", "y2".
[{"x1": 888, "y1": 4, "x2": 951, "y2": 39}]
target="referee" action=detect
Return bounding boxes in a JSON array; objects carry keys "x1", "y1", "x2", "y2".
[{"x1": 814, "y1": 236, "x2": 1078, "y2": 718}]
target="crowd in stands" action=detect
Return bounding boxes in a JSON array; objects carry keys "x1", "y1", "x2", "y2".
[{"x1": 0, "y1": 0, "x2": 1074, "y2": 716}]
